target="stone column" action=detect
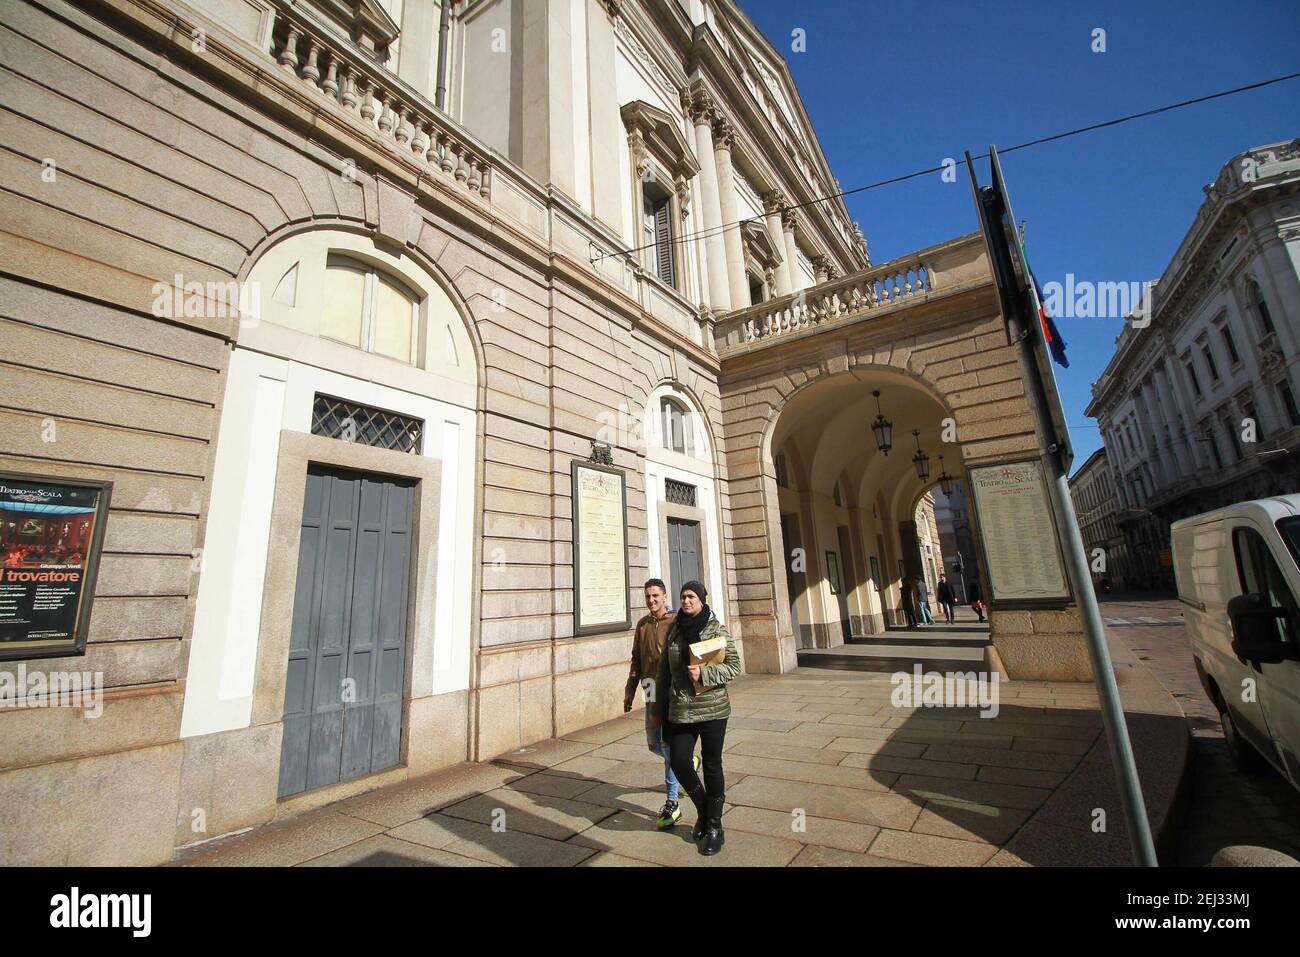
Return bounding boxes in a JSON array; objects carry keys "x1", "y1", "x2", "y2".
[
  {"x1": 685, "y1": 88, "x2": 731, "y2": 313},
  {"x1": 712, "y1": 116, "x2": 750, "y2": 309},
  {"x1": 762, "y1": 190, "x2": 792, "y2": 296},
  {"x1": 783, "y1": 209, "x2": 803, "y2": 292}
]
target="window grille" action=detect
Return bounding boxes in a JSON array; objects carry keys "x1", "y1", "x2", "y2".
[
  {"x1": 311, "y1": 394, "x2": 424, "y2": 454},
  {"x1": 665, "y1": 478, "x2": 697, "y2": 507}
]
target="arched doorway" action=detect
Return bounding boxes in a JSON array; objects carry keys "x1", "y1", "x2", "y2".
[{"x1": 180, "y1": 224, "x2": 483, "y2": 800}]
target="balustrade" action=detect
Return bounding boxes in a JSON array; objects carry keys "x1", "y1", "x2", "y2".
[{"x1": 268, "y1": 3, "x2": 491, "y2": 202}]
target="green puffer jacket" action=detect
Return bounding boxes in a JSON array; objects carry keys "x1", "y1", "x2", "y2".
[{"x1": 653, "y1": 611, "x2": 742, "y2": 724}]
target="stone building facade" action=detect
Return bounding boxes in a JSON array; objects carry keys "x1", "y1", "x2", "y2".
[
  {"x1": 1, "y1": 0, "x2": 1096, "y2": 865},
  {"x1": 1068, "y1": 446, "x2": 1130, "y2": 590},
  {"x1": 1085, "y1": 140, "x2": 1300, "y2": 591}
]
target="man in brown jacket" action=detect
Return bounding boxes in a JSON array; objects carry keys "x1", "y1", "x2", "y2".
[{"x1": 624, "y1": 578, "x2": 695, "y2": 828}]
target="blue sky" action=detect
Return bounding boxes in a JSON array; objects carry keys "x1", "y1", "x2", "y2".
[{"x1": 737, "y1": 0, "x2": 1300, "y2": 472}]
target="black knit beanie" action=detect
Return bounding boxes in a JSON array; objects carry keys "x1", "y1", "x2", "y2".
[{"x1": 680, "y1": 580, "x2": 707, "y2": 603}]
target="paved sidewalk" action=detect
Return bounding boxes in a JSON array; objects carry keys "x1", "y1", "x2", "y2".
[{"x1": 173, "y1": 658, "x2": 1187, "y2": 867}]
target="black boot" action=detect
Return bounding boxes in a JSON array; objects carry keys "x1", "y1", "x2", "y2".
[
  {"x1": 685, "y1": 785, "x2": 708, "y2": 841},
  {"x1": 700, "y1": 795, "x2": 725, "y2": 856}
]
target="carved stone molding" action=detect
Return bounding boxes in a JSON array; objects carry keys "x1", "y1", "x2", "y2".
[
  {"x1": 682, "y1": 85, "x2": 716, "y2": 126},
  {"x1": 810, "y1": 253, "x2": 837, "y2": 282},
  {"x1": 612, "y1": 14, "x2": 674, "y2": 101},
  {"x1": 760, "y1": 189, "x2": 787, "y2": 215},
  {"x1": 621, "y1": 99, "x2": 699, "y2": 183},
  {"x1": 781, "y1": 208, "x2": 799, "y2": 232},
  {"x1": 712, "y1": 114, "x2": 735, "y2": 150}
]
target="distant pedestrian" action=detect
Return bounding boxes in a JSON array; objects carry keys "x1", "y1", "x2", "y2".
[
  {"x1": 936, "y1": 574, "x2": 956, "y2": 624},
  {"x1": 916, "y1": 576, "x2": 934, "y2": 624},
  {"x1": 901, "y1": 578, "x2": 918, "y2": 627},
  {"x1": 652, "y1": 580, "x2": 741, "y2": 856},
  {"x1": 968, "y1": 578, "x2": 986, "y2": 623}
]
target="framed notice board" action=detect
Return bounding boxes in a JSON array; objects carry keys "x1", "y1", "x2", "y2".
[
  {"x1": 571, "y1": 460, "x2": 631, "y2": 636},
  {"x1": 0, "y1": 471, "x2": 112, "y2": 661},
  {"x1": 966, "y1": 459, "x2": 1071, "y2": 606}
]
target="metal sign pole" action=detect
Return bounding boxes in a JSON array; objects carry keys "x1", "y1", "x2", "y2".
[{"x1": 966, "y1": 149, "x2": 1158, "y2": 866}]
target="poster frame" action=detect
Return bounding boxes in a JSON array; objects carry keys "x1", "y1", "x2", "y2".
[
  {"x1": 965, "y1": 457, "x2": 1073, "y2": 608},
  {"x1": 570, "y1": 460, "x2": 632, "y2": 638},
  {"x1": 0, "y1": 470, "x2": 113, "y2": 662}
]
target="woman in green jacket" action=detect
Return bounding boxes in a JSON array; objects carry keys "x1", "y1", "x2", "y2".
[{"x1": 651, "y1": 580, "x2": 741, "y2": 855}]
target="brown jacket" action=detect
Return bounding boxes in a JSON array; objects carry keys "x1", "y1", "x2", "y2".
[{"x1": 624, "y1": 609, "x2": 677, "y2": 709}]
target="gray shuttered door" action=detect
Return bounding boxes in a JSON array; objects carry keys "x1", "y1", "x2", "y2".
[
  {"x1": 278, "y1": 466, "x2": 414, "y2": 799},
  {"x1": 667, "y1": 517, "x2": 701, "y2": 600}
]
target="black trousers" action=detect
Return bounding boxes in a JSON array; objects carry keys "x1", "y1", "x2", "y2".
[{"x1": 665, "y1": 717, "x2": 727, "y2": 797}]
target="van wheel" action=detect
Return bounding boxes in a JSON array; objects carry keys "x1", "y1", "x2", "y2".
[{"x1": 1219, "y1": 705, "x2": 1266, "y2": 774}]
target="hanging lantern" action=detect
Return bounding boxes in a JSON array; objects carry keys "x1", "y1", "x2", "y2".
[
  {"x1": 870, "y1": 390, "x2": 893, "y2": 455},
  {"x1": 911, "y1": 429, "x2": 930, "y2": 480},
  {"x1": 937, "y1": 454, "x2": 953, "y2": 496}
]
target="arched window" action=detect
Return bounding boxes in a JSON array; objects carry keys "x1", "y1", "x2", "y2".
[
  {"x1": 661, "y1": 397, "x2": 694, "y2": 456},
  {"x1": 1249, "y1": 280, "x2": 1276, "y2": 336},
  {"x1": 322, "y1": 254, "x2": 420, "y2": 363}
]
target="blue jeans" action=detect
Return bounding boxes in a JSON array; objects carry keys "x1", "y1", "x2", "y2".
[
  {"x1": 646, "y1": 710, "x2": 681, "y2": 801},
  {"x1": 918, "y1": 600, "x2": 934, "y2": 624}
]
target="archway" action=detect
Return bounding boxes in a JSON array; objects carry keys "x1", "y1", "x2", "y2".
[{"x1": 768, "y1": 366, "x2": 963, "y2": 652}]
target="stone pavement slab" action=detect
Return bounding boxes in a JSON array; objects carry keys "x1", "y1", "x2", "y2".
[
  {"x1": 176, "y1": 808, "x2": 385, "y2": 867},
  {"x1": 910, "y1": 800, "x2": 1033, "y2": 844},
  {"x1": 722, "y1": 805, "x2": 880, "y2": 853},
  {"x1": 569, "y1": 812, "x2": 802, "y2": 867},
  {"x1": 867, "y1": 827, "x2": 997, "y2": 866},
  {"x1": 438, "y1": 787, "x2": 618, "y2": 841},
  {"x1": 726, "y1": 775, "x2": 923, "y2": 830},
  {"x1": 789, "y1": 845, "x2": 919, "y2": 867},
  {"x1": 388, "y1": 812, "x2": 598, "y2": 867},
  {"x1": 298, "y1": 834, "x2": 495, "y2": 867}
]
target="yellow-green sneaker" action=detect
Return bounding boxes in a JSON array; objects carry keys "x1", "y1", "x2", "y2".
[
  {"x1": 656, "y1": 800, "x2": 682, "y2": 829},
  {"x1": 693, "y1": 754, "x2": 701, "y2": 773}
]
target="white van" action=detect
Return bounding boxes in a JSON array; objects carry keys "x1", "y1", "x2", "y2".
[{"x1": 1172, "y1": 494, "x2": 1300, "y2": 789}]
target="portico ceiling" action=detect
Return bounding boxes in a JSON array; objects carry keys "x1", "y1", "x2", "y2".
[{"x1": 771, "y1": 367, "x2": 956, "y2": 518}]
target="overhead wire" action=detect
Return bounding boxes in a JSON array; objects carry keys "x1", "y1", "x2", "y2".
[{"x1": 591, "y1": 69, "x2": 1300, "y2": 264}]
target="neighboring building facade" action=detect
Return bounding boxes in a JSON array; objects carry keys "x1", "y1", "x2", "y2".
[
  {"x1": 1068, "y1": 446, "x2": 1131, "y2": 590},
  {"x1": 1085, "y1": 140, "x2": 1300, "y2": 591},
  {"x1": 915, "y1": 492, "x2": 945, "y2": 598},
  {"x1": 934, "y1": 481, "x2": 978, "y2": 601},
  {"x1": 1, "y1": 0, "x2": 1100, "y2": 865}
]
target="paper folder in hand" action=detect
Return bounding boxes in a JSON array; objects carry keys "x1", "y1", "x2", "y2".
[{"x1": 688, "y1": 636, "x2": 727, "y2": 693}]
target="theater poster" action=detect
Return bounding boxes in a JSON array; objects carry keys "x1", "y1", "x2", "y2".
[
  {"x1": 571, "y1": 461, "x2": 631, "y2": 637},
  {"x1": 0, "y1": 472, "x2": 112, "y2": 661}
]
